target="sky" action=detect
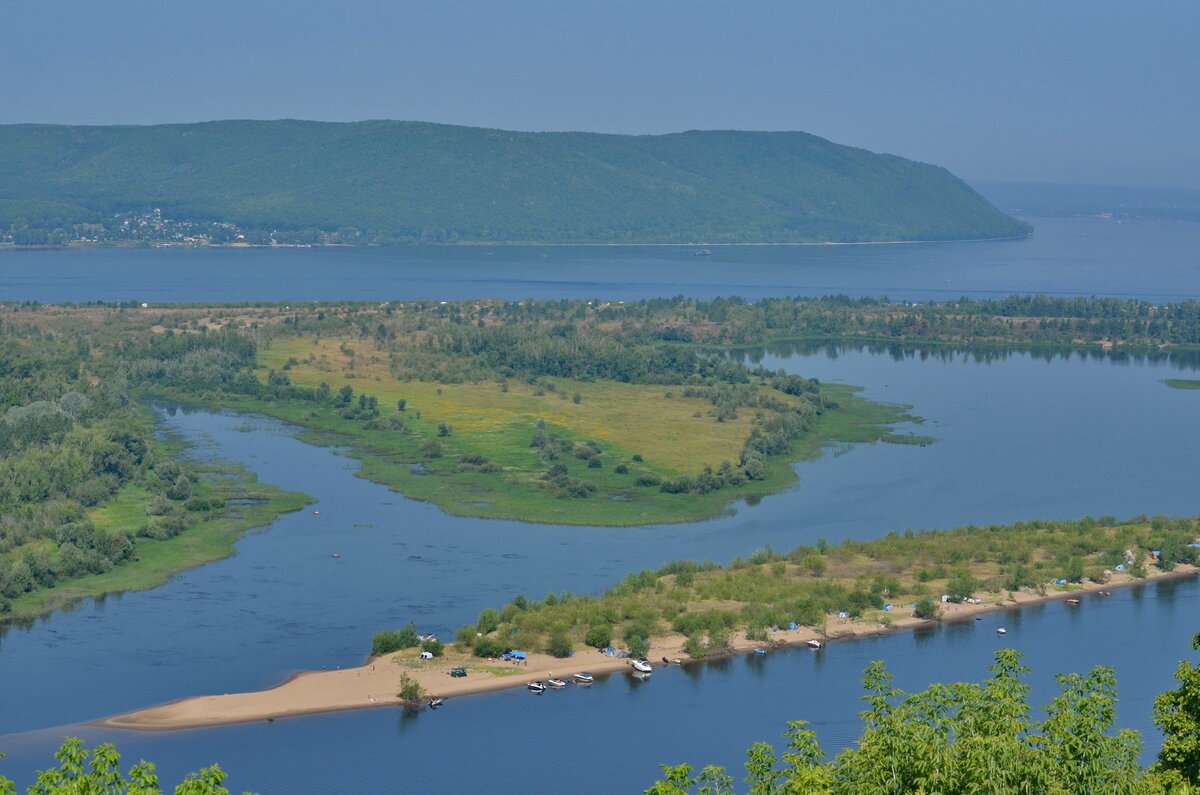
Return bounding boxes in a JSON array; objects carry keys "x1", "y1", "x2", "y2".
[{"x1": 2, "y1": 0, "x2": 1197, "y2": 189}]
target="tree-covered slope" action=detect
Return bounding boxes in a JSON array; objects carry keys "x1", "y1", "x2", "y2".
[{"x1": 0, "y1": 120, "x2": 1029, "y2": 244}]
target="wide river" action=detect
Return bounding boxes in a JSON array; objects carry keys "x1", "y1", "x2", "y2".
[{"x1": 1, "y1": 215, "x2": 1199, "y2": 792}]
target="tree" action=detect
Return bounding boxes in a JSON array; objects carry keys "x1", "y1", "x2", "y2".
[
  {"x1": 477, "y1": 607, "x2": 502, "y2": 634},
  {"x1": 421, "y1": 638, "x2": 445, "y2": 657},
  {"x1": 912, "y1": 598, "x2": 940, "y2": 621},
  {"x1": 649, "y1": 651, "x2": 1163, "y2": 794},
  {"x1": 1155, "y1": 631, "x2": 1200, "y2": 783},
  {"x1": 397, "y1": 673, "x2": 423, "y2": 704},
  {"x1": 3, "y1": 737, "x2": 242, "y2": 794}
]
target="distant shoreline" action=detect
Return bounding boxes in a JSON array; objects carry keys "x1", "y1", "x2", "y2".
[
  {"x1": 92, "y1": 565, "x2": 1197, "y2": 733},
  {"x1": 0, "y1": 233, "x2": 1030, "y2": 252}
]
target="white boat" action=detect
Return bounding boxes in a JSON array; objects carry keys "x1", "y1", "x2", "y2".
[
  {"x1": 997, "y1": 627, "x2": 1007, "y2": 635},
  {"x1": 547, "y1": 678, "x2": 567, "y2": 689},
  {"x1": 573, "y1": 672, "x2": 594, "y2": 683},
  {"x1": 806, "y1": 640, "x2": 823, "y2": 650},
  {"x1": 527, "y1": 682, "x2": 546, "y2": 693},
  {"x1": 428, "y1": 697, "x2": 445, "y2": 709},
  {"x1": 631, "y1": 658, "x2": 654, "y2": 673}
]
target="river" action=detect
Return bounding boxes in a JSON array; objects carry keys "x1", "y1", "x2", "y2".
[{"x1": 1, "y1": 215, "x2": 1199, "y2": 791}]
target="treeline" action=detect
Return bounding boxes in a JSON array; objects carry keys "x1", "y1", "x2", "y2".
[
  {"x1": 409, "y1": 515, "x2": 1199, "y2": 663},
  {"x1": 648, "y1": 646, "x2": 1200, "y2": 794},
  {"x1": 0, "y1": 319, "x2": 253, "y2": 613}
]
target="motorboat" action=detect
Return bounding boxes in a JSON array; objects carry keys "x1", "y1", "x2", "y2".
[
  {"x1": 573, "y1": 672, "x2": 594, "y2": 684},
  {"x1": 1066, "y1": 598, "x2": 1081, "y2": 606},
  {"x1": 428, "y1": 697, "x2": 445, "y2": 709},
  {"x1": 631, "y1": 658, "x2": 654, "y2": 673},
  {"x1": 547, "y1": 678, "x2": 567, "y2": 689},
  {"x1": 997, "y1": 627, "x2": 1007, "y2": 635},
  {"x1": 527, "y1": 681, "x2": 546, "y2": 693},
  {"x1": 805, "y1": 640, "x2": 823, "y2": 650},
  {"x1": 753, "y1": 648, "x2": 767, "y2": 655}
]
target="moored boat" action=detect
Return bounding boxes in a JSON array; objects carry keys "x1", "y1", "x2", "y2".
[
  {"x1": 753, "y1": 648, "x2": 767, "y2": 655},
  {"x1": 631, "y1": 658, "x2": 654, "y2": 673},
  {"x1": 1066, "y1": 598, "x2": 1081, "y2": 605},
  {"x1": 573, "y1": 671, "x2": 594, "y2": 684},
  {"x1": 428, "y1": 697, "x2": 445, "y2": 709},
  {"x1": 527, "y1": 681, "x2": 546, "y2": 693},
  {"x1": 547, "y1": 678, "x2": 567, "y2": 689},
  {"x1": 806, "y1": 639, "x2": 823, "y2": 650}
]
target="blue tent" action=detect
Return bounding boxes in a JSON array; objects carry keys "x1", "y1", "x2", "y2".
[{"x1": 507, "y1": 651, "x2": 527, "y2": 659}]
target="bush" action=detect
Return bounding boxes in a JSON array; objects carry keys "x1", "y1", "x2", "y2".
[
  {"x1": 371, "y1": 621, "x2": 420, "y2": 656},
  {"x1": 614, "y1": 463, "x2": 629, "y2": 474},
  {"x1": 913, "y1": 598, "x2": 941, "y2": 621},
  {"x1": 584, "y1": 625, "x2": 613, "y2": 648},
  {"x1": 421, "y1": 638, "x2": 445, "y2": 657},
  {"x1": 397, "y1": 673, "x2": 423, "y2": 703},
  {"x1": 627, "y1": 635, "x2": 650, "y2": 658},
  {"x1": 473, "y1": 637, "x2": 506, "y2": 658},
  {"x1": 587, "y1": 457, "x2": 602, "y2": 469},
  {"x1": 419, "y1": 440, "x2": 443, "y2": 458},
  {"x1": 634, "y1": 474, "x2": 661, "y2": 487},
  {"x1": 547, "y1": 632, "x2": 574, "y2": 658}
]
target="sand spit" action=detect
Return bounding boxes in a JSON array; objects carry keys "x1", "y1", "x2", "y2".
[{"x1": 95, "y1": 565, "x2": 1197, "y2": 731}]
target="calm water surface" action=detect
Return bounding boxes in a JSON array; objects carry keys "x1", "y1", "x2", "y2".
[
  {"x1": 1, "y1": 216, "x2": 1198, "y2": 304},
  {"x1": 2, "y1": 345, "x2": 1199, "y2": 791}
]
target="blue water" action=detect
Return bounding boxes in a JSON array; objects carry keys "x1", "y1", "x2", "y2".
[
  {"x1": 2, "y1": 216, "x2": 1200, "y2": 792},
  {"x1": 2, "y1": 345, "x2": 1199, "y2": 791},
  {"x1": 1, "y1": 216, "x2": 1198, "y2": 304}
]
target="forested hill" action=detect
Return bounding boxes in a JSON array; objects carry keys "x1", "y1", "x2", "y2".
[{"x1": 0, "y1": 120, "x2": 1029, "y2": 245}]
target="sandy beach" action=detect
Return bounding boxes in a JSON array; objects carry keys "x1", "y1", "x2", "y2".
[{"x1": 95, "y1": 565, "x2": 1198, "y2": 731}]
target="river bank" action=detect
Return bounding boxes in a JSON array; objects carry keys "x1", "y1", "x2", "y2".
[{"x1": 95, "y1": 564, "x2": 1197, "y2": 731}]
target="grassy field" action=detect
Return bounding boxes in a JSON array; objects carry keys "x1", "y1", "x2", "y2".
[
  {"x1": 1164, "y1": 378, "x2": 1200, "y2": 390},
  {"x1": 230, "y1": 337, "x2": 920, "y2": 525},
  {"x1": 3, "y1": 466, "x2": 310, "y2": 623}
]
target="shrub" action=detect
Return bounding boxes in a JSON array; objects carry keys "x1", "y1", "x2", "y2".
[
  {"x1": 547, "y1": 632, "x2": 574, "y2": 658},
  {"x1": 614, "y1": 463, "x2": 629, "y2": 474},
  {"x1": 473, "y1": 637, "x2": 506, "y2": 658},
  {"x1": 419, "y1": 440, "x2": 443, "y2": 458},
  {"x1": 634, "y1": 474, "x2": 661, "y2": 487},
  {"x1": 584, "y1": 625, "x2": 613, "y2": 648},
  {"x1": 420, "y1": 638, "x2": 445, "y2": 657},
  {"x1": 587, "y1": 457, "x2": 602, "y2": 469},
  {"x1": 397, "y1": 673, "x2": 423, "y2": 703},
  {"x1": 627, "y1": 635, "x2": 650, "y2": 658},
  {"x1": 913, "y1": 598, "x2": 941, "y2": 621},
  {"x1": 371, "y1": 621, "x2": 420, "y2": 656}
]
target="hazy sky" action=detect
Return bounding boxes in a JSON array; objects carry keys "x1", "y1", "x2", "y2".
[{"x1": 2, "y1": 0, "x2": 1197, "y2": 189}]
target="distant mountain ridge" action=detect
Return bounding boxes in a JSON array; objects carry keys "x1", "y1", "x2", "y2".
[{"x1": 0, "y1": 120, "x2": 1030, "y2": 244}]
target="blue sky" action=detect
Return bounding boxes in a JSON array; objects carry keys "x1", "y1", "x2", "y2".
[{"x1": 2, "y1": 0, "x2": 1196, "y2": 188}]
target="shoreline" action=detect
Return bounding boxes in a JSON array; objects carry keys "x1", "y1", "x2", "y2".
[
  {"x1": 92, "y1": 564, "x2": 1198, "y2": 732},
  {"x1": 0, "y1": 233, "x2": 1030, "y2": 252}
]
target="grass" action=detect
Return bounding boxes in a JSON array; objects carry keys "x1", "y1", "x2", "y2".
[
  {"x1": 3, "y1": 466, "x2": 311, "y2": 623},
  {"x1": 1164, "y1": 379, "x2": 1200, "y2": 390},
  {"x1": 210, "y1": 339, "x2": 921, "y2": 526}
]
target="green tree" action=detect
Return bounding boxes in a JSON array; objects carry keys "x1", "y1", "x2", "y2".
[
  {"x1": 3, "y1": 738, "x2": 244, "y2": 794},
  {"x1": 1155, "y1": 631, "x2": 1200, "y2": 783}
]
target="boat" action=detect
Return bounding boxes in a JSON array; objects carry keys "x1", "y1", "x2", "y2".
[
  {"x1": 313, "y1": 510, "x2": 320, "y2": 516},
  {"x1": 573, "y1": 671, "x2": 594, "y2": 684},
  {"x1": 527, "y1": 682, "x2": 546, "y2": 693},
  {"x1": 661, "y1": 657, "x2": 682, "y2": 665},
  {"x1": 997, "y1": 627, "x2": 1007, "y2": 635},
  {"x1": 547, "y1": 678, "x2": 567, "y2": 689},
  {"x1": 753, "y1": 648, "x2": 767, "y2": 655},
  {"x1": 428, "y1": 697, "x2": 445, "y2": 709},
  {"x1": 331, "y1": 553, "x2": 341, "y2": 559},
  {"x1": 1066, "y1": 598, "x2": 1081, "y2": 605},
  {"x1": 631, "y1": 659, "x2": 654, "y2": 673},
  {"x1": 692, "y1": 248, "x2": 713, "y2": 256},
  {"x1": 806, "y1": 640, "x2": 823, "y2": 650}
]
